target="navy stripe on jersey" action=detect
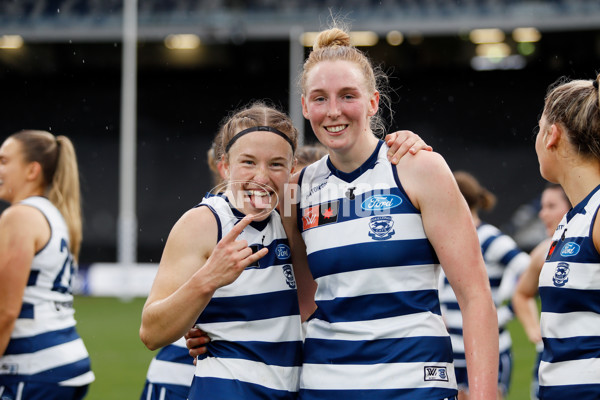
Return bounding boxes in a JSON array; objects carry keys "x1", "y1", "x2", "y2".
[
  {"x1": 300, "y1": 387, "x2": 457, "y2": 400},
  {"x1": 539, "y1": 383, "x2": 600, "y2": 399},
  {"x1": 196, "y1": 289, "x2": 299, "y2": 323},
  {"x1": 144, "y1": 381, "x2": 190, "y2": 397},
  {"x1": 4, "y1": 326, "x2": 80, "y2": 355},
  {"x1": 444, "y1": 302, "x2": 460, "y2": 311},
  {"x1": 314, "y1": 289, "x2": 441, "y2": 323},
  {"x1": 489, "y1": 277, "x2": 502, "y2": 287},
  {"x1": 500, "y1": 248, "x2": 521, "y2": 265},
  {"x1": 303, "y1": 336, "x2": 453, "y2": 364},
  {"x1": 539, "y1": 287, "x2": 600, "y2": 314},
  {"x1": 189, "y1": 376, "x2": 296, "y2": 400},
  {"x1": 552, "y1": 236, "x2": 599, "y2": 262},
  {"x1": 480, "y1": 234, "x2": 500, "y2": 254},
  {"x1": 201, "y1": 340, "x2": 303, "y2": 367},
  {"x1": 542, "y1": 336, "x2": 600, "y2": 363},
  {"x1": 0, "y1": 357, "x2": 93, "y2": 385},
  {"x1": 449, "y1": 326, "x2": 506, "y2": 337},
  {"x1": 35, "y1": 357, "x2": 92, "y2": 382},
  {"x1": 195, "y1": 203, "x2": 223, "y2": 241},
  {"x1": 247, "y1": 238, "x2": 292, "y2": 269},
  {"x1": 155, "y1": 344, "x2": 195, "y2": 365},
  {"x1": 301, "y1": 188, "x2": 420, "y2": 228},
  {"x1": 308, "y1": 239, "x2": 437, "y2": 280},
  {"x1": 18, "y1": 302, "x2": 34, "y2": 319},
  {"x1": 565, "y1": 188, "x2": 595, "y2": 223},
  {"x1": 26, "y1": 270, "x2": 40, "y2": 286}
]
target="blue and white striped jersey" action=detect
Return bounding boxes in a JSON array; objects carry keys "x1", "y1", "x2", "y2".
[
  {"x1": 539, "y1": 184, "x2": 600, "y2": 399},
  {"x1": 142, "y1": 337, "x2": 194, "y2": 398},
  {"x1": 297, "y1": 141, "x2": 457, "y2": 400},
  {"x1": 0, "y1": 196, "x2": 94, "y2": 387},
  {"x1": 439, "y1": 222, "x2": 530, "y2": 367},
  {"x1": 188, "y1": 194, "x2": 303, "y2": 400}
]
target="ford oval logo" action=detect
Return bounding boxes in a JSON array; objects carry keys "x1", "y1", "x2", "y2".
[
  {"x1": 275, "y1": 244, "x2": 291, "y2": 260},
  {"x1": 361, "y1": 194, "x2": 402, "y2": 211},
  {"x1": 560, "y1": 242, "x2": 580, "y2": 257}
]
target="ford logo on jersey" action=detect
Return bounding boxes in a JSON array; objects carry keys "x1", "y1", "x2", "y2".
[
  {"x1": 275, "y1": 244, "x2": 291, "y2": 260},
  {"x1": 560, "y1": 242, "x2": 580, "y2": 257},
  {"x1": 361, "y1": 194, "x2": 402, "y2": 211}
]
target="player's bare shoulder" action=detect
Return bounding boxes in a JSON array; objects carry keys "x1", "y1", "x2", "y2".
[
  {"x1": 394, "y1": 151, "x2": 454, "y2": 209},
  {"x1": 166, "y1": 205, "x2": 220, "y2": 256}
]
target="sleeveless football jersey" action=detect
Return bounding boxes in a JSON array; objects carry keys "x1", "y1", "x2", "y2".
[
  {"x1": 188, "y1": 193, "x2": 302, "y2": 400},
  {"x1": 439, "y1": 222, "x2": 529, "y2": 367},
  {"x1": 297, "y1": 141, "x2": 457, "y2": 399},
  {"x1": 142, "y1": 337, "x2": 194, "y2": 398},
  {"x1": 538, "y1": 184, "x2": 600, "y2": 399},
  {"x1": 0, "y1": 196, "x2": 94, "y2": 387}
]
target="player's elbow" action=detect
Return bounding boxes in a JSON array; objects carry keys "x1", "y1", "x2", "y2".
[{"x1": 139, "y1": 324, "x2": 161, "y2": 351}]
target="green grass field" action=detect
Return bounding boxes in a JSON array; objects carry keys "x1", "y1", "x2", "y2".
[{"x1": 75, "y1": 296, "x2": 537, "y2": 399}]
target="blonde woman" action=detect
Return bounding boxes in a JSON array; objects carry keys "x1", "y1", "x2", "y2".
[
  {"x1": 533, "y1": 74, "x2": 600, "y2": 399},
  {"x1": 0, "y1": 130, "x2": 94, "y2": 399}
]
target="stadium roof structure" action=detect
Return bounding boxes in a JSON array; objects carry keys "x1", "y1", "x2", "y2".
[{"x1": 1, "y1": 0, "x2": 600, "y2": 42}]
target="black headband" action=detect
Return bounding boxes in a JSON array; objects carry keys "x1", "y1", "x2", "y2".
[
  {"x1": 593, "y1": 80, "x2": 599, "y2": 90},
  {"x1": 225, "y1": 126, "x2": 295, "y2": 153}
]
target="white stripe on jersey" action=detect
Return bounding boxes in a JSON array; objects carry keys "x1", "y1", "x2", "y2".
[
  {"x1": 9, "y1": 302, "x2": 76, "y2": 338},
  {"x1": 304, "y1": 213, "x2": 427, "y2": 255},
  {"x1": 540, "y1": 261, "x2": 600, "y2": 290},
  {"x1": 315, "y1": 263, "x2": 439, "y2": 301},
  {"x1": 146, "y1": 358, "x2": 195, "y2": 386},
  {"x1": 540, "y1": 311, "x2": 600, "y2": 338},
  {"x1": 198, "y1": 315, "x2": 302, "y2": 342},
  {"x1": 300, "y1": 362, "x2": 457, "y2": 390},
  {"x1": 59, "y1": 371, "x2": 96, "y2": 386},
  {"x1": 539, "y1": 358, "x2": 600, "y2": 386},
  {"x1": 307, "y1": 312, "x2": 448, "y2": 341},
  {"x1": 194, "y1": 357, "x2": 300, "y2": 392},
  {"x1": 0, "y1": 338, "x2": 89, "y2": 376}
]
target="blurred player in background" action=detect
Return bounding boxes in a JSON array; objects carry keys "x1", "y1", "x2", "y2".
[
  {"x1": 439, "y1": 171, "x2": 531, "y2": 400},
  {"x1": 0, "y1": 130, "x2": 94, "y2": 399},
  {"x1": 512, "y1": 183, "x2": 570, "y2": 400}
]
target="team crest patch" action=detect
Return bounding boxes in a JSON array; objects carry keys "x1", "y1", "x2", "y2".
[
  {"x1": 552, "y1": 262, "x2": 570, "y2": 287},
  {"x1": 560, "y1": 242, "x2": 580, "y2": 257},
  {"x1": 423, "y1": 366, "x2": 449, "y2": 382},
  {"x1": 282, "y1": 264, "x2": 296, "y2": 289},
  {"x1": 302, "y1": 201, "x2": 339, "y2": 231},
  {"x1": 368, "y1": 216, "x2": 395, "y2": 240}
]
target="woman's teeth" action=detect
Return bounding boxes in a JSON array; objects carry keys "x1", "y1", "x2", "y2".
[{"x1": 326, "y1": 125, "x2": 346, "y2": 133}]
